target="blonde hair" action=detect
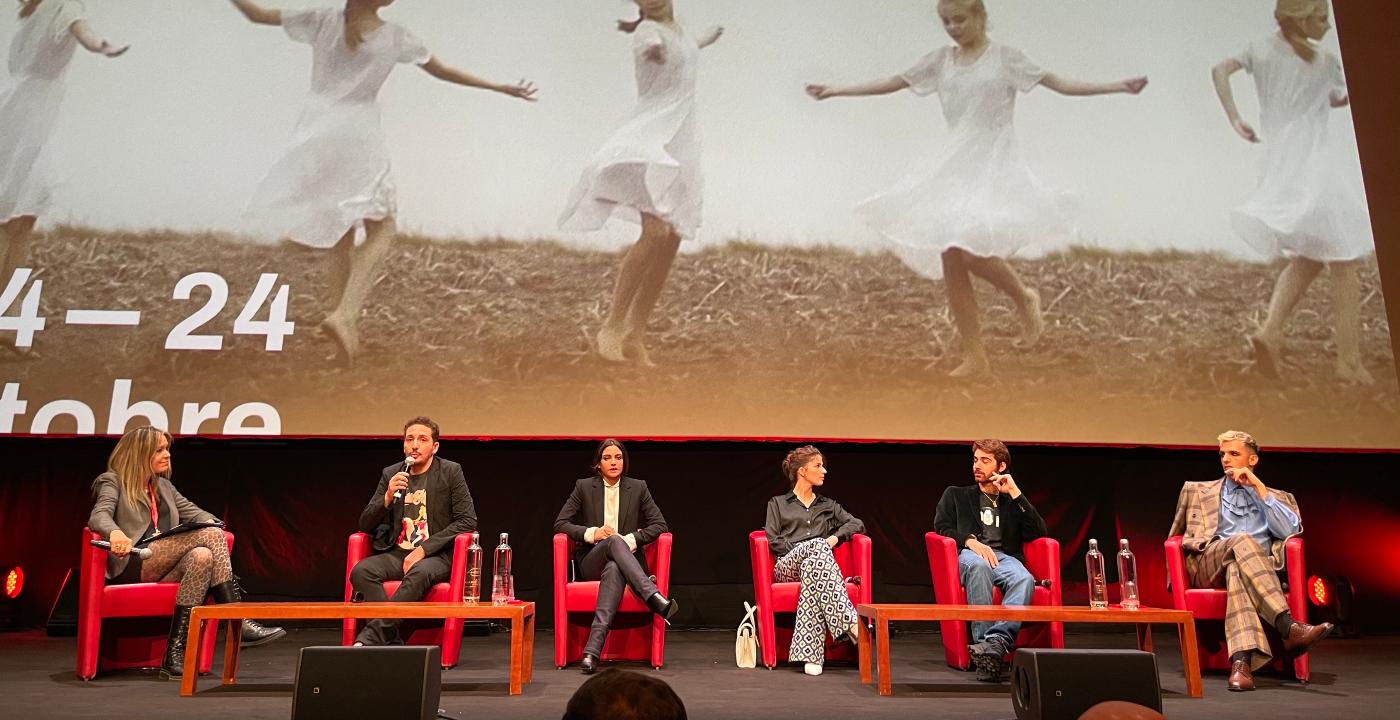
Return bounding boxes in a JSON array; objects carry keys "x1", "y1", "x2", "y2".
[
  {"x1": 18, "y1": 0, "x2": 43, "y2": 20},
  {"x1": 1216, "y1": 430, "x2": 1260, "y2": 456},
  {"x1": 107, "y1": 426, "x2": 171, "y2": 510},
  {"x1": 1275, "y1": 0, "x2": 1324, "y2": 62},
  {"x1": 939, "y1": 0, "x2": 987, "y2": 18}
]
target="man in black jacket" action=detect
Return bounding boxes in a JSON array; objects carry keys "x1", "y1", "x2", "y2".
[
  {"x1": 350, "y1": 416, "x2": 477, "y2": 646},
  {"x1": 933, "y1": 439, "x2": 1048, "y2": 681}
]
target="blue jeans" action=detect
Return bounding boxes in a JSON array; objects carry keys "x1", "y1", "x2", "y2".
[{"x1": 958, "y1": 548, "x2": 1035, "y2": 648}]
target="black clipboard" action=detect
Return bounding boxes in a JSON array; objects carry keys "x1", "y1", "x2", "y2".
[{"x1": 136, "y1": 520, "x2": 226, "y2": 548}]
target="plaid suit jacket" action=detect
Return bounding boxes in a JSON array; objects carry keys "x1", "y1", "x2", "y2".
[{"x1": 1168, "y1": 477, "x2": 1302, "y2": 571}]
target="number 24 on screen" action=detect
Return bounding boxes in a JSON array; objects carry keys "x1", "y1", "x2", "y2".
[{"x1": 0, "y1": 269, "x2": 295, "y2": 351}]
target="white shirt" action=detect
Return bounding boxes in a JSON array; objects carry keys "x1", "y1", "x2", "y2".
[{"x1": 585, "y1": 479, "x2": 637, "y2": 551}]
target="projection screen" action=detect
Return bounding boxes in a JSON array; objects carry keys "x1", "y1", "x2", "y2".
[{"x1": 1, "y1": 0, "x2": 1395, "y2": 447}]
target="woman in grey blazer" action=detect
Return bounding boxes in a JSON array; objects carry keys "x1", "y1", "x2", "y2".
[{"x1": 88, "y1": 426, "x2": 283, "y2": 679}]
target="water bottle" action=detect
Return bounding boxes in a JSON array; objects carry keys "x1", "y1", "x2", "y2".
[
  {"x1": 1117, "y1": 538, "x2": 1140, "y2": 611},
  {"x1": 492, "y1": 532, "x2": 513, "y2": 605},
  {"x1": 1086, "y1": 538, "x2": 1108, "y2": 610},
  {"x1": 463, "y1": 532, "x2": 483, "y2": 604}
]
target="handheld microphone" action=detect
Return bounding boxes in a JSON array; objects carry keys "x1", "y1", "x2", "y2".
[
  {"x1": 90, "y1": 539, "x2": 153, "y2": 560},
  {"x1": 394, "y1": 456, "x2": 413, "y2": 500}
]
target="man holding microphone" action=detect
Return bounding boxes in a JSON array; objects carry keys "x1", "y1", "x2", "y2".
[
  {"x1": 349, "y1": 417, "x2": 477, "y2": 646},
  {"x1": 934, "y1": 439, "x2": 1048, "y2": 682}
]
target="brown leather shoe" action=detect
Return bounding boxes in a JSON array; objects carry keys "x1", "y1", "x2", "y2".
[
  {"x1": 1282, "y1": 621, "x2": 1334, "y2": 657},
  {"x1": 1227, "y1": 660, "x2": 1255, "y2": 691}
]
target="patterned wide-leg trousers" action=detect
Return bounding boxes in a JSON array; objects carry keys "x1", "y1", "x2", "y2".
[
  {"x1": 1185, "y1": 534, "x2": 1290, "y2": 670},
  {"x1": 773, "y1": 538, "x2": 857, "y2": 665},
  {"x1": 137, "y1": 527, "x2": 234, "y2": 606}
]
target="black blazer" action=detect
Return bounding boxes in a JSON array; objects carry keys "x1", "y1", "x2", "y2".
[
  {"x1": 358, "y1": 457, "x2": 477, "y2": 558},
  {"x1": 933, "y1": 484, "x2": 1048, "y2": 559},
  {"x1": 553, "y1": 476, "x2": 668, "y2": 575}
]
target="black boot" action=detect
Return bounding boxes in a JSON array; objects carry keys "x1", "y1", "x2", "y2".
[
  {"x1": 646, "y1": 593, "x2": 679, "y2": 623},
  {"x1": 160, "y1": 604, "x2": 195, "y2": 680},
  {"x1": 209, "y1": 578, "x2": 286, "y2": 647}
]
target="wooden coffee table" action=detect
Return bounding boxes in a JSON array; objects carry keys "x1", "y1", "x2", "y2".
[
  {"x1": 855, "y1": 603, "x2": 1201, "y2": 698},
  {"x1": 180, "y1": 601, "x2": 535, "y2": 697}
]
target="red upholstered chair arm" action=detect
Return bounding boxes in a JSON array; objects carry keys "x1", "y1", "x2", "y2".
[
  {"x1": 748, "y1": 531, "x2": 774, "y2": 607},
  {"x1": 1023, "y1": 537, "x2": 1062, "y2": 605},
  {"x1": 345, "y1": 532, "x2": 369, "y2": 602},
  {"x1": 925, "y1": 532, "x2": 966, "y2": 605},
  {"x1": 652, "y1": 533, "x2": 673, "y2": 595},
  {"x1": 445, "y1": 532, "x2": 473, "y2": 600},
  {"x1": 1164, "y1": 535, "x2": 1189, "y2": 610},
  {"x1": 554, "y1": 532, "x2": 572, "y2": 611},
  {"x1": 79, "y1": 530, "x2": 107, "y2": 620},
  {"x1": 1284, "y1": 536, "x2": 1307, "y2": 618},
  {"x1": 850, "y1": 533, "x2": 873, "y2": 604}
]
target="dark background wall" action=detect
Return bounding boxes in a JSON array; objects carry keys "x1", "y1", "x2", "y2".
[{"x1": 4, "y1": 436, "x2": 1399, "y2": 633}]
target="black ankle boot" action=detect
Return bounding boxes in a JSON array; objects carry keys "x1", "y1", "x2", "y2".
[
  {"x1": 646, "y1": 593, "x2": 679, "y2": 622},
  {"x1": 160, "y1": 604, "x2": 195, "y2": 680},
  {"x1": 209, "y1": 578, "x2": 286, "y2": 647},
  {"x1": 580, "y1": 653, "x2": 599, "y2": 674}
]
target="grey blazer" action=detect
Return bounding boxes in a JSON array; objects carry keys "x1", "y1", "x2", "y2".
[{"x1": 88, "y1": 471, "x2": 217, "y2": 580}]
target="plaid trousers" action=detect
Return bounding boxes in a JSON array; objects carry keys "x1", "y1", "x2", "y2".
[
  {"x1": 1185, "y1": 534, "x2": 1290, "y2": 670},
  {"x1": 773, "y1": 538, "x2": 857, "y2": 665}
]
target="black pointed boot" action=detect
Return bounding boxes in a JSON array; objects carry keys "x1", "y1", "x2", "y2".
[
  {"x1": 646, "y1": 593, "x2": 679, "y2": 624},
  {"x1": 160, "y1": 604, "x2": 195, "y2": 680},
  {"x1": 209, "y1": 578, "x2": 286, "y2": 647}
]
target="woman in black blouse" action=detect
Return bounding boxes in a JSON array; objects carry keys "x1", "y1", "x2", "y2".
[{"x1": 763, "y1": 445, "x2": 865, "y2": 676}]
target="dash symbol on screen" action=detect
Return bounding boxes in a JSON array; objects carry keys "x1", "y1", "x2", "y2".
[{"x1": 64, "y1": 309, "x2": 142, "y2": 326}]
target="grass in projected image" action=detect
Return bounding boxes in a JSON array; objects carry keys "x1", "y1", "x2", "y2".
[{"x1": 12, "y1": 226, "x2": 1397, "y2": 446}]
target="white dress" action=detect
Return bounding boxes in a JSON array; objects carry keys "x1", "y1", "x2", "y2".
[
  {"x1": 857, "y1": 43, "x2": 1073, "y2": 281},
  {"x1": 1230, "y1": 34, "x2": 1373, "y2": 262},
  {"x1": 559, "y1": 20, "x2": 703, "y2": 239},
  {"x1": 0, "y1": 0, "x2": 86, "y2": 222},
  {"x1": 247, "y1": 7, "x2": 430, "y2": 248}
]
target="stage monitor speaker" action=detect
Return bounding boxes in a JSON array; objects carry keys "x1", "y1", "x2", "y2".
[
  {"x1": 1011, "y1": 648, "x2": 1162, "y2": 720},
  {"x1": 292, "y1": 645, "x2": 441, "y2": 720},
  {"x1": 45, "y1": 568, "x2": 78, "y2": 636}
]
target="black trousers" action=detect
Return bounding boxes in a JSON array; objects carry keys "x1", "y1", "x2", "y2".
[
  {"x1": 578, "y1": 535, "x2": 659, "y2": 657},
  {"x1": 349, "y1": 547, "x2": 451, "y2": 646}
]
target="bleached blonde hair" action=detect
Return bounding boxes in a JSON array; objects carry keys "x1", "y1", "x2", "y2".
[
  {"x1": 106, "y1": 426, "x2": 172, "y2": 509},
  {"x1": 1217, "y1": 430, "x2": 1260, "y2": 455},
  {"x1": 1275, "y1": 0, "x2": 1325, "y2": 62}
]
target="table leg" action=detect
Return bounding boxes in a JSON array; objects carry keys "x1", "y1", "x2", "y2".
[
  {"x1": 222, "y1": 619, "x2": 242, "y2": 686},
  {"x1": 1180, "y1": 618, "x2": 1203, "y2": 699},
  {"x1": 509, "y1": 613, "x2": 524, "y2": 696},
  {"x1": 1136, "y1": 623, "x2": 1154, "y2": 652},
  {"x1": 523, "y1": 610, "x2": 535, "y2": 683},
  {"x1": 876, "y1": 617, "x2": 892, "y2": 697},
  {"x1": 858, "y1": 618, "x2": 872, "y2": 685},
  {"x1": 180, "y1": 611, "x2": 203, "y2": 697}
]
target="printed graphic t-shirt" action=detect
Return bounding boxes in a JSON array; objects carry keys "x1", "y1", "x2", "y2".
[
  {"x1": 397, "y1": 472, "x2": 430, "y2": 551},
  {"x1": 978, "y1": 492, "x2": 1003, "y2": 550}
]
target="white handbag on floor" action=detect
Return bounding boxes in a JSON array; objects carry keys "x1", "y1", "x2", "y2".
[{"x1": 735, "y1": 601, "x2": 759, "y2": 668}]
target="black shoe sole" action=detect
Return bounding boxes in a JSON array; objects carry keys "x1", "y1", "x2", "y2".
[{"x1": 239, "y1": 627, "x2": 287, "y2": 648}]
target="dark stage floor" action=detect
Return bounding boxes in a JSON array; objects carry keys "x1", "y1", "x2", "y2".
[{"x1": 4, "y1": 627, "x2": 1395, "y2": 719}]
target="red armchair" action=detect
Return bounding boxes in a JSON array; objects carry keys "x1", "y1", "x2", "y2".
[
  {"x1": 925, "y1": 532, "x2": 1064, "y2": 670},
  {"x1": 77, "y1": 528, "x2": 231, "y2": 680},
  {"x1": 553, "y1": 532, "x2": 673, "y2": 669},
  {"x1": 341, "y1": 531, "x2": 473, "y2": 668},
  {"x1": 748, "y1": 530, "x2": 872, "y2": 670},
  {"x1": 1165, "y1": 534, "x2": 1310, "y2": 682}
]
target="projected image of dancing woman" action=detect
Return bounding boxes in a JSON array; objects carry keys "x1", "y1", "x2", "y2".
[
  {"x1": 0, "y1": 0, "x2": 126, "y2": 354},
  {"x1": 806, "y1": 0, "x2": 1145, "y2": 378},
  {"x1": 559, "y1": 0, "x2": 723, "y2": 366},
  {"x1": 228, "y1": 0, "x2": 537, "y2": 365},
  {"x1": 1213, "y1": 0, "x2": 1376, "y2": 385}
]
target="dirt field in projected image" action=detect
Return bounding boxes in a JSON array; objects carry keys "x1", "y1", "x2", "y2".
[{"x1": 9, "y1": 227, "x2": 1399, "y2": 447}]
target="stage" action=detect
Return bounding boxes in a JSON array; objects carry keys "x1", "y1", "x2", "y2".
[{"x1": 4, "y1": 626, "x2": 1391, "y2": 719}]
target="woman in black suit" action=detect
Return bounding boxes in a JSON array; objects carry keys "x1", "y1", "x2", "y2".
[{"x1": 554, "y1": 439, "x2": 679, "y2": 673}]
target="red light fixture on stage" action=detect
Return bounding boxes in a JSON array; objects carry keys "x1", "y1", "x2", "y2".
[
  {"x1": 1308, "y1": 575, "x2": 1329, "y2": 607},
  {"x1": 2, "y1": 567, "x2": 20, "y2": 599}
]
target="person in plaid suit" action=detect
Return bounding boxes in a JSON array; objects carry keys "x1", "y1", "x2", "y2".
[{"x1": 1168, "y1": 430, "x2": 1333, "y2": 691}]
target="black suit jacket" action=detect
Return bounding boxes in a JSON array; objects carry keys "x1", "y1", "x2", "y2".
[
  {"x1": 933, "y1": 484, "x2": 1047, "y2": 560},
  {"x1": 553, "y1": 476, "x2": 668, "y2": 575},
  {"x1": 358, "y1": 457, "x2": 477, "y2": 558}
]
